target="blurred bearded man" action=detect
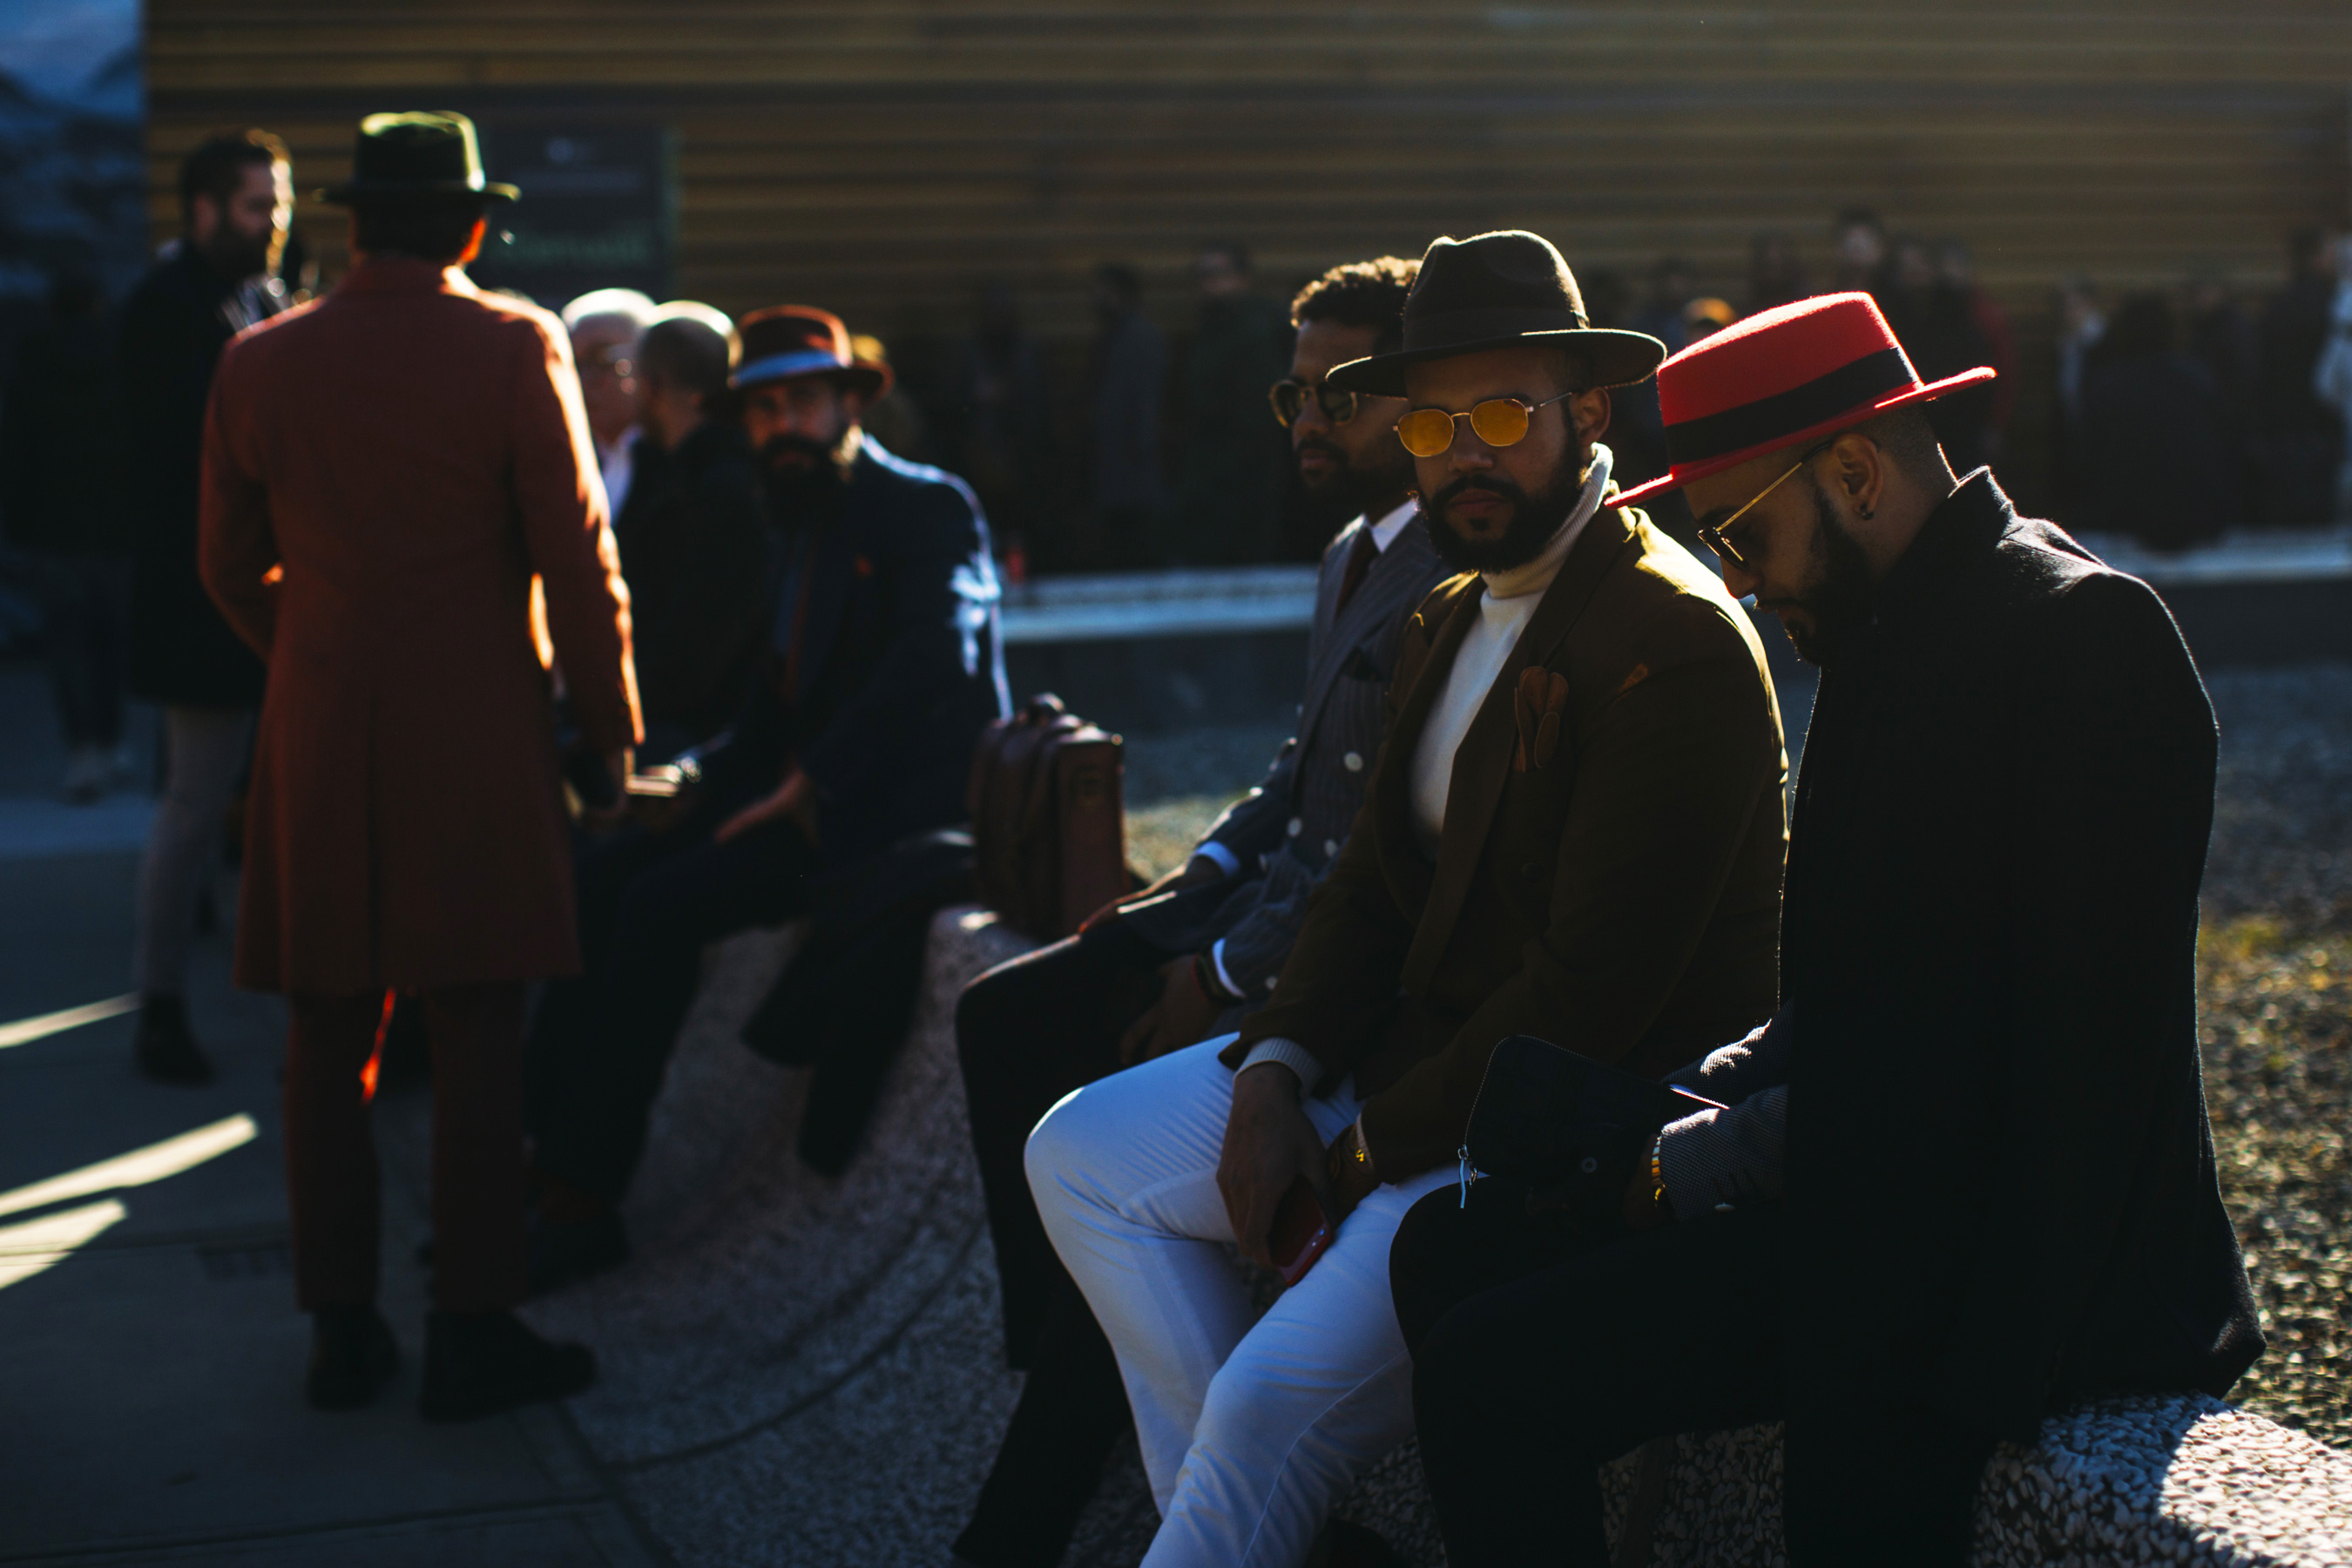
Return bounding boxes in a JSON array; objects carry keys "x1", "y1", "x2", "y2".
[
  {"x1": 119, "y1": 129, "x2": 296, "y2": 1081},
  {"x1": 950, "y1": 256, "x2": 1450, "y2": 1568},
  {"x1": 1024, "y1": 231, "x2": 1788, "y2": 1567},
  {"x1": 524, "y1": 305, "x2": 1008, "y2": 1289}
]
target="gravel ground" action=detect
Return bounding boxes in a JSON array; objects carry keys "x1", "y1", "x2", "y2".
[
  {"x1": 1123, "y1": 666, "x2": 2352, "y2": 1452},
  {"x1": 1123, "y1": 722, "x2": 1290, "y2": 878},
  {"x1": 2204, "y1": 665, "x2": 2352, "y2": 1450}
]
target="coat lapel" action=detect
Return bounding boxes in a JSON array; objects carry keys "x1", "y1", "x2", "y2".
[
  {"x1": 1291, "y1": 518, "x2": 1368, "y2": 754},
  {"x1": 1398, "y1": 507, "x2": 1639, "y2": 997},
  {"x1": 787, "y1": 453, "x2": 875, "y2": 698},
  {"x1": 1370, "y1": 575, "x2": 1479, "y2": 923}
]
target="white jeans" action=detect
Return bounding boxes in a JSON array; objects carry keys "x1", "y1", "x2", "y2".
[{"x1": 1026, "y1": 1035, "x2": 1452, "y2": 1568}]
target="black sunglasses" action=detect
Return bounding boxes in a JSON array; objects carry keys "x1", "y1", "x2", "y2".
[{"x1": 1268, "y1": 379, "x2": 1362, "y2": 429}]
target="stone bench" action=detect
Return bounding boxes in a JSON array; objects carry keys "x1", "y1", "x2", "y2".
[
  {"x1": 918, "y1": 909, "x2": 2352, "y2": 1568},
  {"x1": 513, "y1": 906, "x2": 2350, "y2": 1566}
]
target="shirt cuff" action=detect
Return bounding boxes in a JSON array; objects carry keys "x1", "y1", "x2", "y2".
[
  {"x1": 1655, "y1": 1106, "x2": 1723, "y2": 1221},
  {"x1": 1207, "y1": 939, "x2": 1245, "y2": 1001},
  {"x1": 1237, "y1": 1036, "x2": 1322, "y2": 1092},
  {"x1": 1193, "y1": 841, "x2": 1242, "y2": 879}
]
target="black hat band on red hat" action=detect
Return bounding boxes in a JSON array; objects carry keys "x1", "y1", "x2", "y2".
[{"x1": 1665, "y1": 348, "x2": 1912, "y2": 468}]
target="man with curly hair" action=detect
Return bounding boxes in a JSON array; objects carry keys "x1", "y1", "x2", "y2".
[{"x1": 950, "y1": 255, "x2": 1450, "y2": 1568}]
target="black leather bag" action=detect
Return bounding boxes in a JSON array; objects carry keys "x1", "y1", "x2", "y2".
[{"x1": 1462, "y1": 1035, "x2": 1722, "y2": 1228}]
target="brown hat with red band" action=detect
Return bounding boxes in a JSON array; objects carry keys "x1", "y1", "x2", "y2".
[{"x1": 1613, "y1": 292, "x2": 1995, "y2": 509}]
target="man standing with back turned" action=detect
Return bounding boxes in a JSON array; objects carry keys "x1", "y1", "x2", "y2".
[
  {"x1": 200, "y1": 112, "x2": 639, "y2": 1418},
  {"x1": 1396, "y1": 294, "x2": 2264, "y2": 1564}
]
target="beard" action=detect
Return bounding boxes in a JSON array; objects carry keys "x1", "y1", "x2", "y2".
[
  {"x1": 200, "y1": 224, "x2": 274, "y2": 282},
  {"x1": 1298, "y1": 434, "x2": 1416, "y2": 523},
  {"x1": 759, "y1": 434, "x2": 848, "y2": 525},
  {"x1": 1777, "y1": 473, "x2": 1879, "y2": 666},
  {"x1": 1422, "y1": 461, "x2": 1589, "y2": 575}
]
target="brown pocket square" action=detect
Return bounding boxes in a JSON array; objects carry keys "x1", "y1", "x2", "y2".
[{"x1": 1513, "y1": 667, "x2": 1571, "y2": 772}]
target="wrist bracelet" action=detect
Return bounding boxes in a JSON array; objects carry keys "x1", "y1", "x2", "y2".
[{"x1": 1650, "y1": 1132, "x2": 1668, "y2": 1210}]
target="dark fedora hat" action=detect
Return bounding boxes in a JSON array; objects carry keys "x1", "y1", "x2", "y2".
[
  {"x1": 1324, "y1": 230, "x2": 1666, "y2": 396},
  {"x1": 1613, "y1": 292, "x2": 1996, "y2": 507},
  {"x1": 732, "y1": 305, "x2": 892, "y2": 399},
  {"x1": 319, "y1": 112, "x2": 518, "y2": 206}
]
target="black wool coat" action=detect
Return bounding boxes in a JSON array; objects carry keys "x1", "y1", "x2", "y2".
[
  {"x1": 611, "y1": 419, "x2": 774, "y2": 756},
  {"x1": 119, "y1": 247, "x2": 284, "y2": 707},
  {"x1": 1779, "y1": 472, "x2": 2261, "y2": 1449},
  {"x1": 702, "y1": 436, "x2": 1010, "y2": 873}
]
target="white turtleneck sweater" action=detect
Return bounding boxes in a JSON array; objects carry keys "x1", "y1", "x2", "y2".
[{"x1": 1407, "y1": 444, "x2": 1612, "y2": 857}]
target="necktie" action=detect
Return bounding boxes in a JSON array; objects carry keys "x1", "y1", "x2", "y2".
[{"x1": 1334, "y1": 527, "x2": 1381, "y2": 618}]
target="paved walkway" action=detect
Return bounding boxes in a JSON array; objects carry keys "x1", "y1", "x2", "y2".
[{"x1": 0, "y1": 666, "x2": 664, "y2": 1565}]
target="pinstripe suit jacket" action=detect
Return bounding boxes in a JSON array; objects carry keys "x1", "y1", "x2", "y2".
[{"x1": 1119, "y1": 510, "x2": 1450, "y2": 997}]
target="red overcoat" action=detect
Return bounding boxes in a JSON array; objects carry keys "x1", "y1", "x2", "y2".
[{"x1": 199, "y1": 257, "x2": 640, "y2": 997}]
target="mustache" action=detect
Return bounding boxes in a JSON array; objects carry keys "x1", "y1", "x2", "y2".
[
  {"x1": 759, "y1": 433, "x2": 836, "y2": 470},
  {"x1": 1429, "y1": 474, "x2": 1527, "y2": 510},
  {"x1": 1295, "y1": 436, "x2": 1348, "y2": 466}
]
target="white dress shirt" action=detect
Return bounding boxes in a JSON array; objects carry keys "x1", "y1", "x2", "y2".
[{"x1": 598, "y1": 425, "x2": 641, "y2": 520}]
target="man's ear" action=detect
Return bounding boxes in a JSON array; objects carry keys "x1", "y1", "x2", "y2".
[
  {"x1": 1570, "y1": 386, "x2": 1612, "y2": 444},
  {"x1": 1827, "y1": 430, "x2": 1888, "y2": 512},
  {"x1": 187, "y1": 193, "x2": 220, "y2": 247},
  {"x1": 839, "y1": 389, "x2": 870, "y2": 428}
]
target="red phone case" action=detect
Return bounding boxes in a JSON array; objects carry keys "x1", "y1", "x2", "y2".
[{"x1": 1269, "y1": 1174, "x2": 1333, "y2": 1287}]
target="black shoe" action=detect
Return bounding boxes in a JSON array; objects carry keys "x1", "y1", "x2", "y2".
[
  {"x1": 306, "y1": 1303, "x2": 399, "y2": 1410},
  {"x1": 526, "y1": 1211, "x2": 629, "y2": 1298},
  {"x1": 419, "y1": 1309, "x2": 596, "y2": 1423},
  {"x1": 133, "y1": 996, "x2": 215, "y2": 1085}
]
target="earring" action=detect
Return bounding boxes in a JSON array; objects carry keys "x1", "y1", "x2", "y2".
[{"x1": 1857, "y1": 504, "x2": 1875, "y2": 521}]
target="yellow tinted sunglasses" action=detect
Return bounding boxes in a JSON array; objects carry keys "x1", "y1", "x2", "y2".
[{"x1": 1394, "y1": 390, "x2": 1575, "y2": 459}]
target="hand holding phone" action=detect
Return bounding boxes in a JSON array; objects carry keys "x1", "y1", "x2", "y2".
[{"x1": 1268, "y1": 1174, "x2": 1333, "y2": 1287}]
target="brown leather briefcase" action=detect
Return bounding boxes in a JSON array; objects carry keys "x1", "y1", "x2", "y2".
[{"x1": 967, "y1": 693, "x2": 1128, "y2": 940}]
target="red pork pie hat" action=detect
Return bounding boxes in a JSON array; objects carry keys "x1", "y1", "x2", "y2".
[{"x1": 1614, "y1": 292, "x2": 1995, "y2": 508}]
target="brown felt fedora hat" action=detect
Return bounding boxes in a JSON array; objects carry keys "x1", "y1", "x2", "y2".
[
  {"x1": 731, "y1": 306, "x2": 892, "y2": 399},
  {"x1": 1325, "y1": 230, "x2": 1666, "y2": 396}
]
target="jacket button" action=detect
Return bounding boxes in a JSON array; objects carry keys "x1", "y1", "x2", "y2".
[
  {"x1": 1287, "y1": 818, "x2": 1303, "y2": 836},
  {"x1": 1343, "y1": 751, "x2": 1364, "y2": 772},
  {"x1": 1323, "y1": 839, "x2": 1340, "y2": 856}
]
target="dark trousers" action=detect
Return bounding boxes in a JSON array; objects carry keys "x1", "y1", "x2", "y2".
[
  {"x1": 1394, "y1": 1181, "x2": 1993, "y2": 1567},
  {"x1": 284, "y1": 983, "x2": 528, "y2": 1313},
  {"x1": 31, "y1": 552, "x2": 128, "y2": 748},
  {"x1": 951, "y1": 918, "x2": 1166, "y2": 1568},
  {"x1": 527, "y1": 814, "x2": 815, "y2": 1205}
]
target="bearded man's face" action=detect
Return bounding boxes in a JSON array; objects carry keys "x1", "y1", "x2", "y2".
[{"x1": 1401, "y1": 344, "x2": 1608, "y2": 574}]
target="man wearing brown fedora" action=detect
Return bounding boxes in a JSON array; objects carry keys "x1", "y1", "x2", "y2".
[
  {"x1": 1395, "y1": 293, "x2": 2263, "y2": 1565},
  {"x1": 521, "y1": 302, "x2": 1010, "y2": 1284},
  {"x1": 1025, "y1": 230, "x2": 1790, "y2": 1566},
  {"x1": 200, "y1": 111, "x2": 636, "y2": 1417}
]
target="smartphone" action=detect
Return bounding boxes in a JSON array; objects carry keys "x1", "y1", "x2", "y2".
[{"x1": 1269, "y1": 1174, "x2": 1333, "y2": 1287}]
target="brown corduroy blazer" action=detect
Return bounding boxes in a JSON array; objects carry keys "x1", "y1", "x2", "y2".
[
  {"x1": 1224, "y1": 501, "x2": 1788, "y2": 1179},
  {"x1": 200, "y1": 257, "x2": 640, "y2": 996}
]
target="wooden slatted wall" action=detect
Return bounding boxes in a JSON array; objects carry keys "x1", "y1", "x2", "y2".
[{"x1": 147, "y1": 1, "x2": 2352, "y2": 497}]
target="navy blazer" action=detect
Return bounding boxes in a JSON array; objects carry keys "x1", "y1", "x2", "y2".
[{"x1": 708, "y1": 436, "x2": 1010, "y2": 870}]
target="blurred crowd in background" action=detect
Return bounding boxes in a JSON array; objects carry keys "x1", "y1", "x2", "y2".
[{"x1": 5, "y1": 187, "x2": 2352, "y2": 806}]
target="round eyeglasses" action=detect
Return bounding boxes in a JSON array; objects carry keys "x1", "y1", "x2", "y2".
[
  {"x1": 1394, "y1": 390, "x2": 1576, "y2": 459},
  {"x1": 1268, "y1": 379, "x2": 1363, "y2": 429}
]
